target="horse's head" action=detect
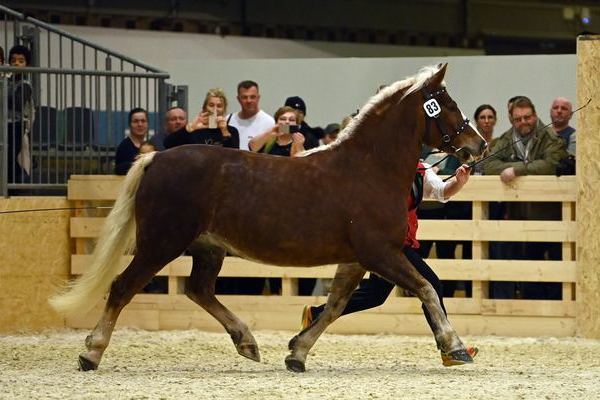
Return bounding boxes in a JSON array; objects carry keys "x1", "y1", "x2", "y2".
[{"x1": 419, "y1": 63, "x2": 487, "y2": 163}]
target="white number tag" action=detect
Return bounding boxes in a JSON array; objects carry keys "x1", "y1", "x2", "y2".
[{"x1": 423, "y1": 99, "x2": 441, "y2": 117}]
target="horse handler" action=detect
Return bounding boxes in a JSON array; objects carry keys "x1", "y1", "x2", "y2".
[{"x1": 301, "y1": 161, "x2": 478, "y2": 366}]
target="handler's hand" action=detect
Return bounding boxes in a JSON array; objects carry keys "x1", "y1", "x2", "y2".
[
  {"x1": 454, "y1": 164, "x2": 471, "y2": 185},
  {"x1": 500, "y1": 167, "x2": 516, "y2": 184}
]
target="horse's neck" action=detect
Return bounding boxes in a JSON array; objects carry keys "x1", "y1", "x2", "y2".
[{"x1": 336, "y1": 94, "x2": 422, "y2": 178}]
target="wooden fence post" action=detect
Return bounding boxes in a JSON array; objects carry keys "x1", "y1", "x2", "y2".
[{"x1": 576, "y1": 34, "x2": 600, "y2": 338}]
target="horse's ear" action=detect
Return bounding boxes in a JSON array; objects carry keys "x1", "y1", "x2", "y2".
[{"x1": 426, "y1": 63, "x2": 448, "y2": 88}]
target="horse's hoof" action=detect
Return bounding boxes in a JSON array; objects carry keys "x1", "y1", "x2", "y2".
[
  {"x1": 237, "y1": 344, "x2": 261, "y2": 362},
  {"x1": 78, "y1": 354, "x2": 98, "y2": 371},
  {"x1": 285, "y1": 355, "x2": 306, "y2": 373},
  {"x1": 288, "y1": 335, "x2": 299, "y2": 351},
  {"x1": 441, "y1": 348, "x2": 474, "y2": 367}
]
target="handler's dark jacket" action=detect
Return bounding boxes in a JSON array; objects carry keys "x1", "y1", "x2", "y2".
[{"x1": 483, "y1": 120, "x2": 568, "y2": 220}]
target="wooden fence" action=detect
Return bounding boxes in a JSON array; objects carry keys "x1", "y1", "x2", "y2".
[{"x1": 66, "y1": 174, "x2": 577, "y2": 337}]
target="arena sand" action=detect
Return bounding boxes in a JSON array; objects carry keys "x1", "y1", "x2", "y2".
[{"x1": 1, "y1": 328, "x2": 599, "y2": 399}]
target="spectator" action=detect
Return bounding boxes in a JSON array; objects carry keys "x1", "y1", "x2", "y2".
[
  {"x1": 114, "y1": 107, "x2": 148, "y2": 175},
  {"x1": 284, "y1": 96, "x2": 319, "y2": 149},
  {"x1": 165, "y1": 88, "x2": 239, "y2": 149},
  {"x1": 227, "y1": 80, "x2": 273, "y2": 150},
  {"x1": 474, "y1": 104, "x2": 497, "y2": 143},
  {"x1": 7, "y1": 45, "x2": 34, "y2": 184},
  {"x1": 471, "y1": 103, "x2": 510, "y2": 293},
  {"x1": 248, "y1": 105, "x2": 307, "y2": 294},
  {"x1": 320, "y1": 123, "x2": 340, "y2": 146},
  {"x1": 249, "y1": 106, "x2": 305, "y2": 157},
  {"x1": 550, "y1": 97, "x2": 575, "y2": 148},
  {"x1": 483, "y1": 96, "x2": 568, "y2": 300},
  {"x1": 151, "y1": 106, "x2": 187, "y2": 151},
  {"x1": 506, "y1": 95, "x2": 526, "y2": 125},
  {"x1": 472, "y1": 104, "x2": 497, "y2": 175}
]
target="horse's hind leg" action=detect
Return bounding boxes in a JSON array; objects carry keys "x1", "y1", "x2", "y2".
[
  {"x1": 185, "y1": 242, "x2": 260, "y2": 362},
  {"x1": 80, "y1": 247, "x2": 188, "y2": 371},
  {"x1": 286, "y1": 263, "x2": 366, "y2": 372}
]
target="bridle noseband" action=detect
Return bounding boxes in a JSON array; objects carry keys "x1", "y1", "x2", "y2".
[{"x1": 421, "y1": 86, "x2": 470, "y2": 153}]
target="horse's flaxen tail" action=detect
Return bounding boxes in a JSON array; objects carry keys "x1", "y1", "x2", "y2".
[{"x1": 49, "y1": 152, "x2": 157, "y2": 316}]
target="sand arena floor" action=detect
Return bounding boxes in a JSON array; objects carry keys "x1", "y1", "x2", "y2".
[{"x1": 1, "y1": 328, "x2": 599, "y2": 399}]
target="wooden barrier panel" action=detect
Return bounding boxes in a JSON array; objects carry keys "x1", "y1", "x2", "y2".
[
  {"x1": 0, "y1": 197, "x2": 71, "y2": 333},
  {"x1": 66, "y1": 174, "x2": 578, "y2": 337},
  {"x1": 576, "y1": 34, "x2": 600, "y2": 338}
]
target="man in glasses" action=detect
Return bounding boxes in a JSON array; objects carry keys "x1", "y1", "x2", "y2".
[{"x1": 484, "y1": 96, "x2": 567, "y2": 300}]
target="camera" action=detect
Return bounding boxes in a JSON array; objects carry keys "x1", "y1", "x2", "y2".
[
  {"x1": 208, "y1": 115, "x2": 218, "y2": 129},
  {"x1": 279, "y1": 124, "x2": 300, "y2": 134}
]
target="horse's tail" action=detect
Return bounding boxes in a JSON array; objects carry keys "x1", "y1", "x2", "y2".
[{"x1": 49, "y1": 152, "x2": 157, "y2": 316}]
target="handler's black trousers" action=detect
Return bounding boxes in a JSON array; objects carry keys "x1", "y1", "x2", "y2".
[{"x1": 311, "y1": 246, "x2": 447, "y2": 334}]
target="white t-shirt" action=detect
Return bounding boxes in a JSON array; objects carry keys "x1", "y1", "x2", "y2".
[{"x1": 227, "y1": 110, "x2": 274, "y2": 151}]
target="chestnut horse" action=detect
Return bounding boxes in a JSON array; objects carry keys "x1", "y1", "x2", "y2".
[{"x1": 50, "y1": 63, "x2": 486, "y2": 372}]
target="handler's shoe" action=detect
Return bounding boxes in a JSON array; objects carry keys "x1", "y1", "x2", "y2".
[
  {"x1": 301, "y1": 305, "x2": 314, "y2": 330},
  {"x1": 441, "y1": 346, "x2": 479, "y2": 367}
]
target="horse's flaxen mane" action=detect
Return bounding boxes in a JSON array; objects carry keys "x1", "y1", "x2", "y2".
[{"x1": 300, "y1": 64, "x2": 445, "y2": 157}]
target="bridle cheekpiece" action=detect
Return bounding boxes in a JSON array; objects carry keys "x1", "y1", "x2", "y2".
[{"x1": 421, "y1": 85, "x2": 470, "y2": 153}]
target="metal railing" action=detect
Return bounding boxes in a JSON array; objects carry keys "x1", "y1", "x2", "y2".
[
  {"x1": 1, "y1": 65, "x2": 169, "y2": 193},
  {"x1": 0, "y1": 4, "x2": 179, "y2": 195}
]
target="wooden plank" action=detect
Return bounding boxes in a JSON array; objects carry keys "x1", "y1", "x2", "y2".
[
  {"x1": 124, "y1": 294, "x2": 574, "y2": 317},
  {"x1": 71, "y1": 254, "x2": 340, "y2": 278},
  {"x1": 479, "y1": 299, "x2": 575, "y2": 317},
  {"x1": 68, "y1": 175, "x2": 124, "y2": 201},
  {"x1": 67, "y1": 305, "x2": 576, "y2": 337},
  {"x1": 71, "y1": 254, "x2": 577, "y2": 282},
  {"x1": 68, "y1": 175, "x2": 577, "y2": 202},
  {"x1": 70, "y1": 216, "x2": 577, "y2": 243},
  {"x1": 428, "y1": 259, "x2": 577, "y2": 282},
  {"x1": 418, "y1": 220, "x2": 576, "y2": 242},
  {"x1": 445, "y1": 175, "x2": 576, "y2": 202}
]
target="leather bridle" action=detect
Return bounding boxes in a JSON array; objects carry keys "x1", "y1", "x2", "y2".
[{"x1": 421, "y1": 86, "x2": 471, "y2": 153}]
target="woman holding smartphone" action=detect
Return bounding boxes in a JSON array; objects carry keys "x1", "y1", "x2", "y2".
[
  {"x1": 164, "y1": 88, "x2": 239, "y2": 149},
  {"x1": 248, "y1": 106, "x2": 306, "y2": 157}
]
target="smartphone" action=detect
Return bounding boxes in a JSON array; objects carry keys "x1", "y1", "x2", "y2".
[
  {"x1": 279, "y1": 124, "x2": 300, "y2": 134},
  {"x1": 208, "y1": 115, "x2": 218, "y2": 129}
]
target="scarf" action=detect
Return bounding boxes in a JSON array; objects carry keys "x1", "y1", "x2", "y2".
[{"x1": 512, "y1": 129, "x2": 535, "y2": 163}]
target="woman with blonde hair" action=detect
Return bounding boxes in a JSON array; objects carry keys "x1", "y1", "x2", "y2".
[{"x1": 164, "y1": 87, "x2": 239, "y2": 149}]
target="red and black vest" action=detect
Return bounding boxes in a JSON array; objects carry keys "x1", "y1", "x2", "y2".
[{"x1": 405, "y1": 162, "x2": 426, "y2": 248}]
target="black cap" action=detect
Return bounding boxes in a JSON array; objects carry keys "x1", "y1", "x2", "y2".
[
  {"x1": 284, "y1": 96, "x2": 306, "y2": 116},
  {"x1": 324, "y1": 123, "x2": 340, "y2": 135}
]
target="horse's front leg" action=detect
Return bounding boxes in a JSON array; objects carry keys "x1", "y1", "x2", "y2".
[
  {"x1": 286, "y1": 263, "x2": 366, "y2": 372},
  {"x1": 368, "y1": 248, "x2": 471, "y2": 363}
]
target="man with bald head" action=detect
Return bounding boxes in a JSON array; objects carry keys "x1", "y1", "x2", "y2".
[
  {"x1": 151, "y1": 106, "x2": 188, "y2": 151},
  {"x1": 550, "y1": 97, "x2": 575, "y2": 150}
]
